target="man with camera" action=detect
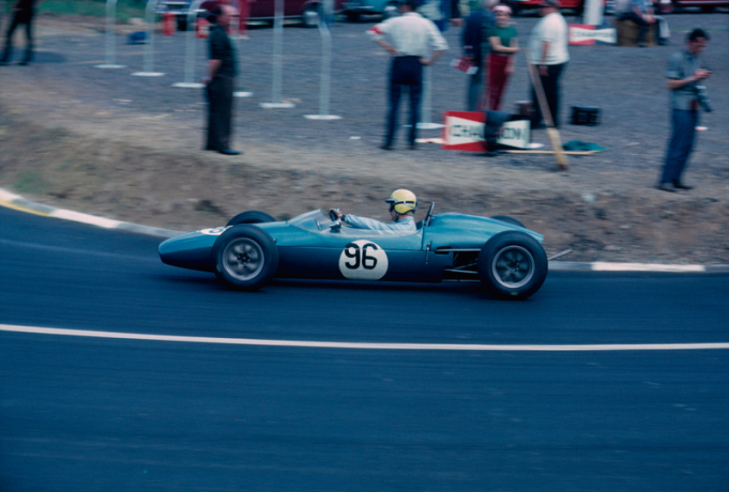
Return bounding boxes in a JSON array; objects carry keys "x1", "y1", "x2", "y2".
[{"x1": 657, "y1": 29, "x2": 711, "y2": 193}]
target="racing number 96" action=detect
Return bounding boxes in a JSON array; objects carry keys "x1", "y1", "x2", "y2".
[{"x1": 344, "y1": 242, "x2": 378, "y2": 270}]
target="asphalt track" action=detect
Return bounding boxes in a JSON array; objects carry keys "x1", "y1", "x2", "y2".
[{"x1": 1, "y1": 205, "x2": 728, "y2": 491}]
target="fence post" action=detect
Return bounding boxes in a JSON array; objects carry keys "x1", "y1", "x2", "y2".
[
  {"x1": 96, "y1": 0, "x2": 125, "y2": 69},
  {"x1": 260, "y1": 0, "x2": 294, "y2": 108},
  {"x1": 132, "y1": 0, "x2": 165, "y2": 76},
  {"x1": 304, "y1": 0, "x2": 341, "y2": 120},
  {"x1": 172, "y1": 0, "x2": 206, "y2": 88}
]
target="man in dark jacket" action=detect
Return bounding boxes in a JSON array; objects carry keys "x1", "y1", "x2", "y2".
[
  {"x1": 462, "y1": 0, "x2": 494, "y2": 111},
  {"x1": 201, "y1": 4, "x2": 241, "y2": 155},
  {"x1": 1, "y1": 0, "x2": 37, "y2": 65}
]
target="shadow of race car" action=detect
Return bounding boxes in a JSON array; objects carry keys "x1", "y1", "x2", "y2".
[{"x1": 159, "y1": 203, "x2": 551, "y2": 299}]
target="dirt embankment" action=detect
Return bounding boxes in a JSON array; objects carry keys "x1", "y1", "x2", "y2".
[{"x1": 2, "y1": 106, "x2": 727, "y2": 264}]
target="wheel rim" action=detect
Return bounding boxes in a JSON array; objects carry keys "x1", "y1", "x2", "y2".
[
  {"x1": 491, "y1": 245, "x2": 535, "y2": 289},
  {"x1": 222, "y1": 238, "x2": 265, "y2": 281}
]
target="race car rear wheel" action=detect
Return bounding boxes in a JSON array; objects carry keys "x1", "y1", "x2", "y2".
[
  {"x1": 213, "y1": 226, "x2": 279, "y2": 291},
  {"x1": 226, "y1": 211, "x2": 276, "y2": 227},
  {"x1": 490, "y1": 215, "x2": 525, "y2": 228},
  {"x1": 478, "y1": 231, "x2": 548, "y2": 300}
]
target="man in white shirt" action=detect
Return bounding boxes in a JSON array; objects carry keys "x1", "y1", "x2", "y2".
[
  {"x1": 529, "y1": 0, "x2": 569, "y2": 128},
  {"x1": 367, "y1": 0, "x2": 448, "y2": 150}
]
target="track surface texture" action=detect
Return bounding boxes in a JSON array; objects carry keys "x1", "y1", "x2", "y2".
[{"x1": 1, "y1": 206, "x2": 728, "y2": 491}]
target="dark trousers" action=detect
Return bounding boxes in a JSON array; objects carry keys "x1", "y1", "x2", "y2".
[
  {"x1": 205, "y1": 75, "x2": 235, "y2": 151},
  {"x1": 1, "y1": 10, "x2": 34, "y2": 63},
  {"x1": 466, "y1": 57, "x2": 483, "y2": 111},
  {"x1": 531, "y1": 62, "x2": 566, "y2": 128},
  {"x1": 487, "y1": 53, "x2": 511, "y2": 111},
  {"x1": 661, "y1": 109, "x2": 698, "y2": 184},
  {"x1": 619, "y1": 12, "x2": 652, "y2": 44},
  {"x1": 385, "y1": 56, "x2": 423, "y2": 147}
]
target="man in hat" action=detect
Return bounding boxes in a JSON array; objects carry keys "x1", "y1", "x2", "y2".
[
  {"x1": 366, "y1": 0, "x2": 448, "y2": 151},
  {"x1": 528, "y1": 0, "x2": 569, "y2": 128}
]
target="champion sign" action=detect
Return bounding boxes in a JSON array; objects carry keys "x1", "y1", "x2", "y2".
[
  {"x1": 568, "y1": 25, "x2": 617, "y2": 45},
  {"x1": 442, "y1": 111, "x2": 530, "y2": 152}
]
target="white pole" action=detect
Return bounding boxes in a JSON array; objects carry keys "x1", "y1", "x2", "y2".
[
  {"x1": 173, "y1": 0, "x2": 205, "y2": 88},
  {"x1": 234, "y1": 0, "x2": 253, "y2": 98},
  {"x1": 417, "y1": 65, "x2": 443, "y2": 129},
  {"x1": 132, "y1": 0, "x2": 165, "y2": 76},
  {"x1": 261, "y1": 0, "x2": 294, "y2": 108},
  {"x1": 96, "y1": 0, "x2": 125, "y2": 68},
  {"x1": 304, "y1": 0, "x2": 341, "y2": 120},
  {"x1": 584, "y1": 0, "x2": 604, "y2": 25}
]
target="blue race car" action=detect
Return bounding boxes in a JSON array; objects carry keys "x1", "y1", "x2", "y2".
[{"x1": 158, "y1": 203, "x2": 549, "y2": 299}]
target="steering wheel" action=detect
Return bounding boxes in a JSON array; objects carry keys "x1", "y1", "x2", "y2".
[
  {"x1": 424, "y1": 202, "x2": 436, "y2": 227},
  {"x1": 329, "y1": 208, "x2": 342, "y2": 232}
]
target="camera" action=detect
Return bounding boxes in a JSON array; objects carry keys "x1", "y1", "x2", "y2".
[{"x1": 695, "y1": 67, "x2": 713, "y2": 113}]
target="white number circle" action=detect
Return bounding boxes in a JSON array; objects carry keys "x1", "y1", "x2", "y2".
[
  {"x1": 338, "y1": 240, "x2": 389, "y2": 280},
  {"x1": 199, "y1": 226, "x2": 230, "y2": 236}
]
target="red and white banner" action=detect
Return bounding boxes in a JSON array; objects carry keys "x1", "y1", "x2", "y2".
[
  {"x1": 441, "y1": 111, "x2": 530, "y2": 151},
  {"x1": 568, "y1": 24, "x2": 617, "y2": 45}
]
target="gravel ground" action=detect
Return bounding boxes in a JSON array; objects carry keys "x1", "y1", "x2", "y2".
[{"x1": 0, "y1": 11, "x2": 727, "y2": 263}]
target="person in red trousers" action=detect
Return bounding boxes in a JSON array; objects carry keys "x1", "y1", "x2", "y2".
[{"x1": 485, "y1": 4, "x2": 519, "y2": 111}]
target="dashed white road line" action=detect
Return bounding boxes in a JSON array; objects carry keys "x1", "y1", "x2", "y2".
[{"x1": 1, "y1": 325, "x2": 728, "y2": 351}]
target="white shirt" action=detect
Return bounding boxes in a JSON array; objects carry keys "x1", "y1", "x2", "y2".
[
  {"x1": 529, "y1": 12, "x2": 570, "y2": 66},
  {"x1": 343, "y1": 214, "x2": 417, "y2": 233},
  {"x1": 367, "y1": 12, "x2": 448, "y2": 58}
]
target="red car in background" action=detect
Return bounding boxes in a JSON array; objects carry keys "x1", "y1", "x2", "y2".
[{"x1": 156, "y1": 0, "x2": 342, "y2": 30}]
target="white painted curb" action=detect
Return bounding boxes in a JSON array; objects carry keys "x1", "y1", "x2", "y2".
[{"x1": 1, "y1": 188, "x2": 728, "y2": 273}]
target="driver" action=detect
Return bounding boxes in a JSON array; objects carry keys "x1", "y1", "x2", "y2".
[{"x1": 330, "y1": 189, "x2": 417, "y2": 232}]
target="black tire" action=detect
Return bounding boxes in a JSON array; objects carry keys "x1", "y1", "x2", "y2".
[
  {"x1": 226, "y1": 211, "x2": 276, "y2": 227},
  {"x1": 346, "y1": 11, "x2": 361, "y2": 22},
  {"x1": 477, "y1": 231, "x2": 548, "y2": 300},
  {"x1": 490, "y1": 215, "x2": 526, "y2": 228},
  {"x1": 212, "y1": 226, "x2": 279, "y2": 291}
]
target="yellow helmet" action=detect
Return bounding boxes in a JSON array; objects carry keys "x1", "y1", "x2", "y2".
[{"x1": 385, "y1": 189, "x2": 417, "y2": 215}]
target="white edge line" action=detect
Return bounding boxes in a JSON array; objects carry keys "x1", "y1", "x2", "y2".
[
  {"x1": 1, "y1": 325, "x2": 728, "y2": 352},
  {"x1": 50, "y1": 209, "x2": 123, "y2": 229}
]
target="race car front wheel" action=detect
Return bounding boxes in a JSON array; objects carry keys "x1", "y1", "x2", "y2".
[
  {"x1": 226, "y1": 210, "x2": 276, "y2": 227},
  {"x1": 213, "y1": 226, "x2": 279, "y2": 291},
  {"x1": 478, "y1": 231, "x2": 548, "y2": 300},
  {"x1": 489, "y1": 215, "x2": 525, "y2": 228}
]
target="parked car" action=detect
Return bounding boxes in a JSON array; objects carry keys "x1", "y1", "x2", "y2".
[
  {"x1": 159, "y1": 204, "x2": 552, "y2": 300},
  {"x1": 340, "y1": 0, "x2": 399, "y2": 21},
  {"x1": 505, "y1": 0, "x2": 607, "y2": 16},
  {"x1": 155, "y1": 0, "x2": 340, "y2": 30}
]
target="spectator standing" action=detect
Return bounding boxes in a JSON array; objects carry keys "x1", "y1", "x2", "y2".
[
  {"x1": 0, "y1": 0, "x2": 37, "y2": 65},
  {"x1": 202, "y1": 5, "x2": 241, "y2": 155},
  {"x1": 461, "y1": 0, "x2": 494, "y2": 111},
  {"x1": 657, "y1": 29, "x2": 711, "y2": 193},
  {"x1": 619, "y1": 0, "x2": 656, "y2": 46},
  {"x1": 485, "y1": 4, "x2": 518, "y2": 111},
  {"x1": 367, "y1": 0, "x2": 448, "y2": 151},
  {"x1": 528, "y1": 0, "x2": 569, "y2": 128}
]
